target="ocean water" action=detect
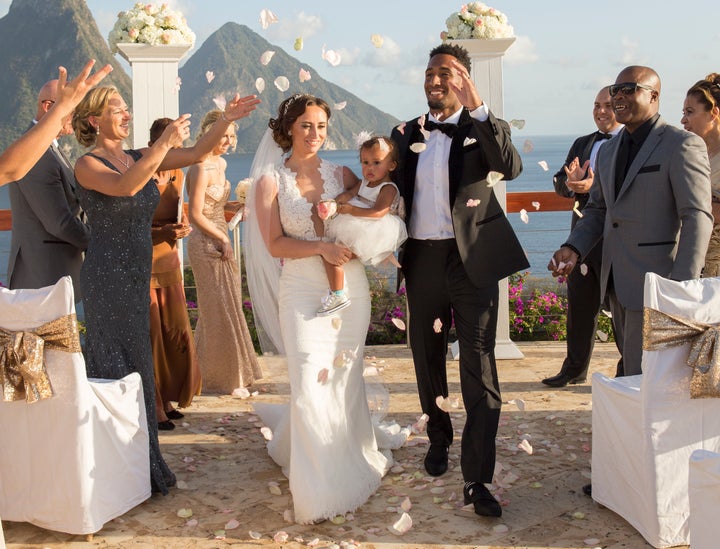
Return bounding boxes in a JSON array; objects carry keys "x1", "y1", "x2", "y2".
[{"x1": 0, "y1": 134, "x2": 577, "y2": 284}]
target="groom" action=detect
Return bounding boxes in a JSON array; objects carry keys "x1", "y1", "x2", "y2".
[{"x1": 391, "y1": 43, "x2": 526, "y2": 518}]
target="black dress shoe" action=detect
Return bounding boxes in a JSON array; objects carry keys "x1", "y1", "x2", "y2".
[
  {"x1": 166, "y1": 409, "x2": 184, "y2": 420},
  {"x1": 424, "y1": 444, "x2": 449, "y2": 476},
  {"x1": 541, "y1": 372, "x2": 587, "y2": 387},
  {"x1": 582, "y1": 483, "x2": 592, "y2": 497},
  {"x1": 158, "y1": 420, "x2": 175, "y2": 431},
  {"x1": 464, "y1": 481, "x2": 502, "y2": 517}
]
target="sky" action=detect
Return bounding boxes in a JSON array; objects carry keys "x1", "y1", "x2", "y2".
[{"x1": 3, "y1": 0, "x2": 720, "y2": 137}]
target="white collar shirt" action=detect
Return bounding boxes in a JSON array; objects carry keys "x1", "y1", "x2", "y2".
[{"x1": 409, "y1": 104, "x2": 489, "y2": 239}]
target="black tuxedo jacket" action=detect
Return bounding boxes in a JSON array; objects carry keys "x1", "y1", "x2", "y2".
[
  {"x1": 392, "y1": 108, "x2": 528, "y2": 288},
  {"x1": 552, "y1": 131, "x2": 608, "y2": 228}
]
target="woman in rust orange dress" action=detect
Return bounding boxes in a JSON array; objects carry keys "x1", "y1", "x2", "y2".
[{"x1": 149, "y1": 118, "x2": 201, "y2": 430}]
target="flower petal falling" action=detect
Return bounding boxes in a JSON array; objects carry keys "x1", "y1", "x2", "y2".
[
  {"x1": 321, "y1": 44, "x2": 342, "y2": 66},
  {"x1": 466, "y1": 198, "x2": 481, "y2": 207},
  {"x1": 274, "y1": 76, "x2": 290, "y2": 92},
  {"x1": 212, "y1": 94, "x2": 226, "y2": 111},
  {"x1": 317, "y1": 368, "x2": 329, "y2": 384},
  {"x1": 254, "y1": 78, "x2": 265, "y2": 94},
  {"x1": 260, "y1": 426, "x2": 273, "y2": 441},
  {"x1": 260, "y1": 50, "x2": 275, "y2": 65},
  {"x1": 523, "y1": 139, "x2": 534, "y2": 153},
  {"x1": 205, "y1": 70, "x2": 214, "y2": 83},
  {"x1": 532, "y1": 201, "x2": 541, "y2": 210},
  {"x1": 371, "y1": 34, "x2": 384, "y2": 48},
  {"x1": 396, "y1": 122, "x2": 406, "y2": 135},
  {"x1": 435, "y1": 395, "x2": 460, "y2": 412},
  {"x1": 486, "y1": 171, "x2": 504, "y2": 187},
  {"x1": 573, "y1": 200, "x2": 584, "y2": 218},
  {"x1": 538, "y1": 160, "x2": 549, "y2": 171},
  {"x1": 259, "y1": 9, "x2": 279, "y2": 30},
  {"x1": 293, "y1": 37, "x2": 303, "y2": 51},
  {"x1": 580, "y1": 263, "x2": 588, "y2": 276},
  {"x1": 433, "y1": 318, "x2": 443, "y2": 333},
  {"x1": 331, "y1": 317, "x2": 342, "y2": 330},
  {"x1": 410, "y1": 142, "x2": 427, "y2": 154},
  {"x1": 391, "y1": 317, "x2": 406, "y2": 330},
  {"x1": 520, "y1": 209, "x2": 529, "y2": 224},
  {"x1": 334, "y1": 101, "x2": 347, "y2": 110},
  {"x1": 299, "y1": 68, "x2": 311, "y2": 82},
  {"x1": 596, "y1": 330, "x2": 609, "y2": 342},
  {"x1": 510, "y1": 119, "x2": 525, "y2": 130}
]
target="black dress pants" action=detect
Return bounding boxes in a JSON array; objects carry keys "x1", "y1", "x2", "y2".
[{"x1": 402, "y1": 238, "x2": 501, "y2": 483}]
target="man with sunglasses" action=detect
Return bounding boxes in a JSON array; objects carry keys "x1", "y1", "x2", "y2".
[
  {"x1": 542, "y1": 86, "x2": 623, "y2": 388},
  {"x1": 549, "y1": 65, "x2": 712, "y2": 379}
]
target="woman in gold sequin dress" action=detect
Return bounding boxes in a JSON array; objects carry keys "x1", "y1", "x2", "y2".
[{"x1": 186, "y1": 110, "x2": 262, "y2": 393}]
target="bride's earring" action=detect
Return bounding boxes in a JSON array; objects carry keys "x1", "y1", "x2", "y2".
[{"x1": 288, "y1": 130, "x2": 292, "y2": 136}]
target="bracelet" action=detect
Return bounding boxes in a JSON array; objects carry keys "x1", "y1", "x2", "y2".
[{"x1": 221, "y1": 111, "x2": 231, "y2": 123}]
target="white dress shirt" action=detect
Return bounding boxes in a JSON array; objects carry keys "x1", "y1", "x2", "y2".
[{"x1": 409, "y1": 104, "x2": 489, "y2": 240}]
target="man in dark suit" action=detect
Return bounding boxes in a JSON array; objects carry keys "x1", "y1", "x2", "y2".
[
  {"x1": 542, "y1": 87, "x2": 623, "y2": 388},
  {"x1": 391, "y1": 43, "x2": 526, "y2": 518},
  {"x1": 550, "y1": 66, "x2": 712, "y2": 378},
  {"x1": 7, "y1": 79, "x2": 89, "y2": 302}
]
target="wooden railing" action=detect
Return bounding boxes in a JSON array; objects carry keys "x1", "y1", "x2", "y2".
[{"x1": 0, "y1": 191, "x2": 574, "y2": 231}]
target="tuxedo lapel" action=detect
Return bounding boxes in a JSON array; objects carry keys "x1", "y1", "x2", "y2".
[
  {"x1": 448, "y1": 109, "x2": 473, "y2": 205},
  {"x1": 617, "y1": 122, "x2": 664, "y2": 201}
]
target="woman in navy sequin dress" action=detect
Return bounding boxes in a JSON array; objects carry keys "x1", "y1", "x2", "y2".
[{"x1": 72, "y1": 86, "x2": 260, "y2": 494}]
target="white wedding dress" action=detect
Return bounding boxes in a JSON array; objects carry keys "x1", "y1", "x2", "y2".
[{"x1": 253, "y1": 159, "x2": 405, "y2": 524}]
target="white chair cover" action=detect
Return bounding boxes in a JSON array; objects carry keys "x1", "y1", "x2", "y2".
[
  {"x1": 591, "y1": 272, "x2": 720, "y2": 548},
  {"x1": 689, "y1": 449, "x2": 720, "y2": 549},
  {"x1": 0, "y1": 277, "x2": 151, "y2": 535}
]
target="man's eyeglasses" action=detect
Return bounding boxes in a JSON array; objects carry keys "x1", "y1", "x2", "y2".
[{"x1": 609, "y1": 82, "x2": 657, "y2": 97}]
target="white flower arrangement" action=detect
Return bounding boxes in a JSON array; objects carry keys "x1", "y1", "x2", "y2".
[
  {"x1": 108, "y1": 3, "x2": 196, "y2": 53},
  {"x1": 235, "y1": 178, "x2": 252, "y2": 204},
  {"x1": 441, "y1": 3, "x2": 514, "y2": 40}
]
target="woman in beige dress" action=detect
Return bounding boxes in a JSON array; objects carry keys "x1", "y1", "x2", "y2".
[
  {"x1": 186, "y1": 110, "x2": 262, "y2": 392},
  {"x1": 682, "y1": 73, "x2": 720, "y2": 276}
]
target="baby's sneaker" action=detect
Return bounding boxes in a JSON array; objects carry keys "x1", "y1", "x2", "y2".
[{"x1": 317, "y1": 291, "x2": 350, "y2": 316}]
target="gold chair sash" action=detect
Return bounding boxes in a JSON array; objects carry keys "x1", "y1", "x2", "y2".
[
  {"x1": 0, "y1": 313, "x2": 81, "y2": 403},
  {"x1": 643, "y1": 307, "x2": 720, "y2": 399}
]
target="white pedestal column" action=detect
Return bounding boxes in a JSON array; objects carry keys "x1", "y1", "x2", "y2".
[
  {"x1": 115, "y1": 43, "x2": 192, "y2": 149},
  {"x1": 448, "y1": 38, "x2": 523, "y2": 360}
]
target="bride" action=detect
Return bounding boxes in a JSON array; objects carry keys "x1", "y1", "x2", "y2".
[{"x1": 245, "y1": 94, "x2": 405, "y2": 523}]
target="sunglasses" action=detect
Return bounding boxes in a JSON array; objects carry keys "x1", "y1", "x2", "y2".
[{"x1": 609, "y1": 82, "x2": 657, "y2": 97}]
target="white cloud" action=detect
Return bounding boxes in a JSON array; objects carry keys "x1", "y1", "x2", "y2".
[
  {"x1": 505, "y1": 35, "x2": 538, "y2": 65},
  {"x1": 363, "y1": 36, "x2": 403, "y2": 67},
  {"x1": 265, "y1": 11, "x2": 324, "y2": 41},
  {"x1": 619, "y1": 36, "x2": 644, "y2": 65},
  {"x1": 335, "y1": 47, "x2": 362, "y2": 66}
]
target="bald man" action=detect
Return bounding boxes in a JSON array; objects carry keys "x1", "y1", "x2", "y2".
[
  {"x1": 7, "y1": 79, "x2": 89, "y2": 301},
  {"x1": 549, "y1": 65, "x2": 712, "y2": 377}
]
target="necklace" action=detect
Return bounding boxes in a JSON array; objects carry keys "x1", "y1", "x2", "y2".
[{"x1": 103, "y1": 150, "x2": 130, "y2": 169}]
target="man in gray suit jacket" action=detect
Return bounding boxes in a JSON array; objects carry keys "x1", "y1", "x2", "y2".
[
  {"x1": 7, "y1": 79, "x2": 89, "y2": 301},
  {"x1": 549, "y1": 66, "x2": 712, "y2": 377}
]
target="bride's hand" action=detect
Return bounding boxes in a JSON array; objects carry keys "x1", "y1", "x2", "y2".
[{"x1": 320, "y1": 242, "x2": 352, "y2": 266}]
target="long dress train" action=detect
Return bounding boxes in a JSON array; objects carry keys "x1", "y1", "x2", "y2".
[{"x1": 253, "y1": 159, "x2": 405, "y2": 524}]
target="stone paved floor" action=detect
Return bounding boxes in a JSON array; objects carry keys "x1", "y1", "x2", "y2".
[{"x1": 2, "y1": 342, "x2": 667, "y2": 549}]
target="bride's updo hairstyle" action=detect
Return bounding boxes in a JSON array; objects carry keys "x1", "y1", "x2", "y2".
[
  {"x1": 269, "y1": 94, "x2": 331, "y2": 153},
  {"x1": 72, "y1": 86, "x2": 119, "y2": 147}
]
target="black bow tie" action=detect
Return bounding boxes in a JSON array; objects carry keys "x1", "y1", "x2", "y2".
[
  {"x1": 596, "y1": 131, "x2": 612, "y2": 140},
  {"x1": 424, "y1": 120, "x2": 457, "y2": 138}
]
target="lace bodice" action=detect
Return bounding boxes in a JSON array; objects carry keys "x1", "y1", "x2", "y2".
[{"x1": 276, "y1": 159, "x2": 344, "y2": 241}]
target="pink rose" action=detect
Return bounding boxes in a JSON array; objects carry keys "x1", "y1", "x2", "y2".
[{"x1": 317, "y1": 199, "x2": 338, "y2": 220}]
